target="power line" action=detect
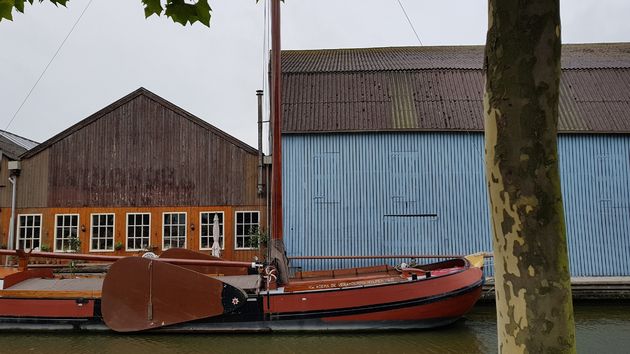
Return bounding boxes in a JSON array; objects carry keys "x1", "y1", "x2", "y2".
[
  {"x1": 396, "y1": 0, "x2": 423, "y2": 46},
  {"x1": 6, "y1": 0, "x2": 95, "y2": 130}
]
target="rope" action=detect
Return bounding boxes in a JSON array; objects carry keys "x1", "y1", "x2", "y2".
[
  {"x1": 396, "y1": 0, "x2": 423, "y2": 46},
  {"x1": 6, "y1": 0, "x2": 96, "y2": 130}
]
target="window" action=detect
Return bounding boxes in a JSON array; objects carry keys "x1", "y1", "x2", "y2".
[
  {"x1": 163, "y1": 212, "x2": 186, "y2": 249},
  {"x1": 17, "y1": 214, "x2": 42, "y2": 250},
  {"x1": 127, "y1": 213, "x2": 151, "y2": 251},
  {"x1": 200, "y1": 211, "x2": 224, "y2": 250},
  {"x1": 235, "y1": 211, "x2": 260, "y2": 249},
  {"x1": 54, "y1": 214, "x2": 79, "y2": 252},
  {"x1": 90, "y1": 214, "x2": 114, "y2": 251}
]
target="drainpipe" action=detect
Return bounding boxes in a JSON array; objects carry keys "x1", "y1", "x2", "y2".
[
  {"x1": 7, "y1": 176, "x2": 16, "y2": 249},
  {"x1": 6, "y1": 161, "x2": 21, "y2": 264},
  {"x1": 5, "y1": 176, "x2": 17, "y2": 267},
  {"x1": 257, "y1": 89, "x2": 264, "y2": 196}
]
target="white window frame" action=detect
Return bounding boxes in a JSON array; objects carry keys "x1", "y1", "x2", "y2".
[
  {"x1": 17, "y1": 214, "x2": 43, "y2": 251},
  {"x1": 234, "y1": 211, "x2": 260, "y2": 250},
  {"x1": 89, "y1": 213, "x2": 115, "y2": 252},
  {"x1": 199, "y1": 211, "x2": 225, "y2": 250},
  {"x1": 54, "y1": 214, "x2": 80, "y2": 253},
  {"x1": 126, "y1": 212, "x2": 152, "y2": 251},
  {"x1": 162, "y1": 212, "x2": 187, "y2": 250}
]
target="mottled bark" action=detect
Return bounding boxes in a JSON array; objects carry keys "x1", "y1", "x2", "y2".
[{"x1": 484, "y1": 1, "x2": 576, "y2": 353}]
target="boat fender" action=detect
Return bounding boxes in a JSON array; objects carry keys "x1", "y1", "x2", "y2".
[{"x1": 142, "y1": 252, "x2": 158, "y2": 259}]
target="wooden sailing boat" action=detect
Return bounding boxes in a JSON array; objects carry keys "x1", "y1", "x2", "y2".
[{"x1": 0, "y1": 0, "x2": 484, "y2": 332}]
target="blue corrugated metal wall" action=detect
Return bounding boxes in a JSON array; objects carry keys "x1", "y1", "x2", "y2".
[{"x1": 283, "y1": 132, "x2": 630, "y2": 276}]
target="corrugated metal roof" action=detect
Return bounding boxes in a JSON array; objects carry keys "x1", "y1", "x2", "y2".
[
  {"x1": 282, "y1": 44, "x2": 630, "y2": 134},
  {"x1": 282, "y1": 43, "x2": 630, "y2": 72},
  {"x1": 0, "y1": 130, "x2": 38, "y2": 159}
]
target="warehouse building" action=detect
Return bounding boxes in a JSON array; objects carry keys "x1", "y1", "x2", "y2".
[
  {"x1": 0, "y1": 88, "x2": 266, "y2": 262},
  {"x1": 281, "y1": 43, "x2": 630, "y2": 276}
]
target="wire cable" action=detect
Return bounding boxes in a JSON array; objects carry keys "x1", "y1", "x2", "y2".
[
  {"x1": 396, "y1": 0, "x2": 423, "y2": 46},
  {"x1": 5, "y1": 0, "x2": 95, "y2": 130}
]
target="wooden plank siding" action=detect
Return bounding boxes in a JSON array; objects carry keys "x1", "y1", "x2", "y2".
[
  {"x1": 0, "y1": 88, "x2": 267, "y2": 262},
  {"x1": 21, "y1": 93, "x2": 262, "y2": 208}
]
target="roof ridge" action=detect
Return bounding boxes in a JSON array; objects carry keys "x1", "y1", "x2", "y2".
[{"x1": 21, "y1": 88, "x2": 258, "y2": 159}]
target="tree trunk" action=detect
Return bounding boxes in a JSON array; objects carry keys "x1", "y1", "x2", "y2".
[{"x1": 484, "y1": 1, "x2": 576, "y2": 353}]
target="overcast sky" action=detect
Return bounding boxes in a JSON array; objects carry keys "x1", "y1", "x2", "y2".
[{"x1": 1, "y1": 0, "x2": 629, "y2": 150}]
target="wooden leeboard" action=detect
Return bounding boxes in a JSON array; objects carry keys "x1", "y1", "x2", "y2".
[{"x1": 101, "y1": 257, "x2": 247, "y2": 332}]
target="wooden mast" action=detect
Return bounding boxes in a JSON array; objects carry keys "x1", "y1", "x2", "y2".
[{"x1": 271, "y1": 0, "x2": 283, "y2": 240}]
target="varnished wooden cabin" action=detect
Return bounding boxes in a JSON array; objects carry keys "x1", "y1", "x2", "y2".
[{"x1": 0, "y1": 88, "x2": 266, "y2": 262}]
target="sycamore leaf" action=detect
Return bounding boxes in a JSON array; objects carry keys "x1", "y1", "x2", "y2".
[
  {"x1": 142, "y1": 0, "x2": 162, "y2": 18},
  {"x1": 164, "y1": 0, "x2": 212, "y2": 27},
  {"x1": 49, "y1": 0, "x2": 68, "y2": 7},
  {"x1": 14, "y1": 0, "x2": 25, "y2": 13},
  {"x1": 0, "y1": 0, "x2": 214, "y2": 27},
  {"x1": 0, "y1": 0, "x2": 15, "y2": 21},
  {"x1": 194, "y1": 0, "x2": 210, "y2": 27},
  {"x1": 164, "y1": 0, "x2": 196, "y2": 26}
]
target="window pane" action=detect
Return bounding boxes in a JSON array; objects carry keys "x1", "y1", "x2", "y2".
[{"x1": 143, "y1": 214, "x2": 149, "y2": 224}]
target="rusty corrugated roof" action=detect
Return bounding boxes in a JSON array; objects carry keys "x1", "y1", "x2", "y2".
[{"x1": 282, "y1": 43, "x2": 630, "y2": 134}]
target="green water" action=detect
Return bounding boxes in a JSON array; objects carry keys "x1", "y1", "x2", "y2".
[{"x1": 0, "y1": 304, "x2": 628, "y2": 353}]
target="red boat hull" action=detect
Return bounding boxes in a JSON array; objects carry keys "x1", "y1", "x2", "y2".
[
  {"x1": 264, "y1": 266, "x2": 483, "y2": 327},
  {"x1": 0, "y1": 255, "x2": 484, "y2": 332}
]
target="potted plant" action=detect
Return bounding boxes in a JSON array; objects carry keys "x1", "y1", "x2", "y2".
[
  {"x1": 250, "y1": 227, "x2": 269, "y2": 259},
  {"x1": 68, "y1": 235, "x2": 81, "y2": 253},
  {"x1": 114, "y1": 241, "x2": 124, "y2": 251}
]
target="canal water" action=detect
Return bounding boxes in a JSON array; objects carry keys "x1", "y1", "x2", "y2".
[{"x1": 0, "y1": 304, "x2": 628, "y2": 353}]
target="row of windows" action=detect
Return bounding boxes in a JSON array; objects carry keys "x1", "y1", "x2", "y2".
[{"x1": 16, "y1": 211, "x2": 260, "y2": 252}]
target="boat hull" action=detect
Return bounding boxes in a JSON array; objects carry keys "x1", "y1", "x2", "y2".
[
  {"x1": 0, "y1": 284, "x2": 481, "y2": 332},
  {"x1": 0, "y1": 268, "x2": 483, "y2": 332}
]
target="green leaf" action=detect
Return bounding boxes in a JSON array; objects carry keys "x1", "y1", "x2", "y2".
[
  {"x1": 142, "y1": 0, "x2": 162, "y2": 18},
  {"x1": 163, "y1": 0, "x2": 212, "y2": 27},
  {"x1": 14, "y1": 0, "x2": 25, "y2": 13},
  {"x1": 49, "y1": 0, "x2": 68, "y2": 7},
  {"x1": 194, "y1": 0, "x2": 210, "y2": 27},
  {"x1": 164, "y1": 0, "x2": 195, "y2": 26},
  {"x1": 0, "y1": 0, "x2": 16, "y2": 21}
]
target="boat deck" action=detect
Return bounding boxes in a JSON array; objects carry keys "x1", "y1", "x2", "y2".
[
  {"x1": 211, "y1": 275, "x2": 260, "y2": 291},
  {"x1": 0, "y1": 276, "x2": 103, "y2": 299}
]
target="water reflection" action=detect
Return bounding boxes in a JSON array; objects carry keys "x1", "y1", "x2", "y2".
[{"x1": 1, "y1": 304, "x2": 628, "y2": 354}]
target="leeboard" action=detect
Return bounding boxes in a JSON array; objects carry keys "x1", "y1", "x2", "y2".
[{"x1": 101, "y1": 257, "x2": 247, "y2": 332}]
